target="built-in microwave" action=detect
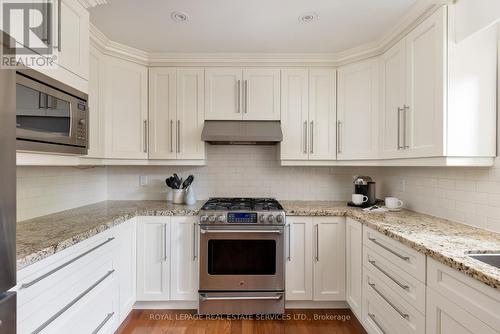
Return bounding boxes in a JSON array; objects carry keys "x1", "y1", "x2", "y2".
[{"x1": 16, "y1": 69, "x2": 88, "y2": 155}]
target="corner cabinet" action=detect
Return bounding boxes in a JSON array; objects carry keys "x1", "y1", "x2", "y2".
[
  {"x1": 280, "y1": 68, "x2": 337, "y2": 162},
  {"x1": 136, "y1": 216, "x2": 198, "y2": 302},
  {"x1": 148, "y1": 68, "x2": 205, "y2": 160},
  {"x1": 285, "y1": 216, "x2": 345, "y2": 302},
  {"x1": 205, "y1": 68, "x2": 280, "y2": 120}
]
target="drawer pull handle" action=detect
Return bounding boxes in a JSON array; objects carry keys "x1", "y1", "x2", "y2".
[
  {"x1": 369, "y1": 282, "x2": 410, "y2": 320},
  {"x1": 368, "y1": 313, "x2": 386, "y2": 334},
  {"x1": 368, "y1": 237, "x2": 410, "y2": 261},
  {"x1": 368, "y1": 259, "x2": 410, "y2": 290},
  {"x1": 21, "y1": 238, "x2": 115, "y2": 289},
  {"x1": 200, "y1": 294, "x2": 283, "y2": 301},
  {"x1": 31, "y1": 270, "x2": 115, "y2": 334},
  {"x1": 91, "y1": 312, "x2": 115, "y2": 334}
]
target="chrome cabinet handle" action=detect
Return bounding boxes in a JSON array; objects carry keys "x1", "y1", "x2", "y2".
[
  {"x1": 244, "y1": 80, "x2": 248, "y2": 114},
  {"x1": 163, "y1": 224, "x2": 168, "y2": 261},
  {"x1": 315, "y1": 224, "x2": 319, "y2": 262},
  {"x1": 303, "y1": 121, "x2": 308, "y2": 154},
  {"x1": 237, "y1": 80, "x2": 241, "y2": 113},
  {"x1": 337, "y1": 120, "x2": 342, "y2": 154},
  {"x1": 32, "y1": 270, "x2": 115, "y2": 334},
  {"x1": 369, "y1": 282, "x2": 409, "y2": 320},
  {"x1": 368, "y1": 259, "x2": 410, "y2": 290},
  {"x1": 91, "y1": 312, "x2": 115, "y2": 334},
  {"x1": 200, "y1": 294, "x2": 282, "y2": 301},
  {"x1": 200, "y1": 229, "x2": 282, "y2": 234},
  {"x1": 368, "y1": 313, "x2": 386, "y2": 334},
  {"x1": 286, "y1": 224, "x2": 291, "y2": 261},
  {"x1": 193, "y1": 222, "x2": 197, "y2": 261},
  {"x1": 57, "y1": 0, "x2": 61, "y2": 52},
  {"x1": 143, "y1": 120, "x2": 148, "y2": 153},
  {"x1": 310, "y1": 121, "x2": 314, "y2": 154},
  {"x1": 21, "y1": 238, "x2": 115, "y2": 289},
  {"x1": 170, "y1": 120, "x2": 174, "y2": 153},
  {"x1": 403, "y1": 105, "x2": 410, "y2": 149},
  {"x1": 397, "y1": 107, "x2": 403, "y2": 150},
  {"x1": 368, "y1": 237, "x2": 410, "y2": 261},
  {"x1": 177, "y1": 120, "x2": 181, "y2": 153}
]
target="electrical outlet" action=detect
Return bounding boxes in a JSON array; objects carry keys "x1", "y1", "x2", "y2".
[{"x1": 139, "y1": 176, "x2": 148, "y2": 186}]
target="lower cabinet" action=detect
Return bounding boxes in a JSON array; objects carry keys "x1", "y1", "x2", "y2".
[
  {"x1": 136, "y1": 216, "x2": 199, "y2": 302},
  {"x1": 285, "y1": 216, "x2": 345, "y2": 302},
  {"x1": 346, "y1": 218, "x2": 362, "y2": 319}
]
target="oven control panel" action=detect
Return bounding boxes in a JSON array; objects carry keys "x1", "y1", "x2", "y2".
[{"x1": 227, "y1": 212, "x2": 257, "y2": 224}]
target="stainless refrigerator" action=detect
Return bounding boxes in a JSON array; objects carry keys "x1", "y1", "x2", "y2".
[{"x1": 0, "y1": 31, "x2": 17, "y2": 334}]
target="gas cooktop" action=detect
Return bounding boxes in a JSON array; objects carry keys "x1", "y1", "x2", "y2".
[{"x1": 199, "y1": 198, "x2": 285, "y2": 225}]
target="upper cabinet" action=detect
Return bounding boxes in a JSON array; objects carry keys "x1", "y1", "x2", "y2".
[
  {"x1": 280, "y1": 68, "x2": 337, "y2": 162},
  {"x1": 149, "y1": 68, "x2": 205, "y2": 160},
  {"x1": 205, "y1": 68, "x2": 280, "y2": 120},
  {"x1": 337, "y1": 59, "x2": 380, "y2": 160}
]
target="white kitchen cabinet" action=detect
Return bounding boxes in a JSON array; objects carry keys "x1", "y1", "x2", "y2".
[
  {"x1": 86, "y1": 46, "x2": 105, "y2": 158},
  {"x1": 149, "y1": 68, "x2": 205, "y2": 160},
  {"x1": 113, "y1": 218, "x2": 136, "y2": 323},
  {"x1": 280, "y1": 69, "x2": 309, "y2": 160},
  {"x1": 337, "y1": 59, "x2": 379, "y2": 160},
  {"x1": 205, "y1": 68, "x2": 280, "y2": 120},
  {"x1": 313, "y1": 217, "x2": 345, "y2": 301},
  {"x1": 285, "y1": 217, "x2": 313, "y2": 301},
  {"x1": 280, "y1": 68, "x2": 337, "y2": 162},
  {"x1": 242, "y1": 68, "x2": 280, "y2": 120},
  {"x1": 205, "y1": 68, "x2": 243, "y2": 120},
  {"x1": 170, "y1": 216, "x2": 199, "y2": 301},
  {"x1": 346, "y1": 218, "x2": 362, "y2": 319},
  {"x1": 136, "y1": 217, "x2": 170, "y2": 301},
  {"x1": 103, "y1": 56, "x2": 148, "y2": 159}
]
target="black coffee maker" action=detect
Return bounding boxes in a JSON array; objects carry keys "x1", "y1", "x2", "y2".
[{"x1": 348, "y1": 176, "x2": 377, "y2": 208}]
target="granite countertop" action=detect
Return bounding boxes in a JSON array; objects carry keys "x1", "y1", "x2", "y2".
[{"x1": 17, "y1": 200, "x2": 500, "y2": 290}]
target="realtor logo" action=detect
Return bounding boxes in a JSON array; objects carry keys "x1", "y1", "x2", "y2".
[{"x1": 1, "y1": 0, "x2": 57, "y2": 69}]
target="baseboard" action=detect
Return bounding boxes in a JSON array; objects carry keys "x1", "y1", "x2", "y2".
[
  {"x1": 285, "y1": 301, "x2": 349, "y2": 309},
  {"x1": 134, "y1": 301, "x2": 198, "y2": 309}
]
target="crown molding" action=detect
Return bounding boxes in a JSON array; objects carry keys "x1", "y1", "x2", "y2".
[
  {"x1": 78, "y1": 0, "x2": 107, "y2": 9},
  {"x1": 89, "y1": 0, "x2": 453, "y2": 67}
]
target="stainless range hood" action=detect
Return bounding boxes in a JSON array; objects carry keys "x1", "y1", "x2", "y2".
[{"x1": 201, "y1": 121, "x2": 283, "y2": 145}]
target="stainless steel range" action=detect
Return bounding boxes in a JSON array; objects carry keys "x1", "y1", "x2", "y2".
[{"x1": 198, "y1": 198, "x2": 285, "y2": 315}]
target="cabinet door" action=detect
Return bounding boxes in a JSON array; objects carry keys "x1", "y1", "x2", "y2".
[
  {"x1": 338, "y1": 59, "x2": 379, "y2": 160},
  {"x1": 280, "y1": 69, "x2": 309, "y2": 160},
  {"x1": 426, "y1": 288, "x2": 498, "y2": 334},
  {"x1": 170, "y1": 216, "x2": 198, "y2": 301},
  {"x1": 136, "y1": 217, "x2": 170, "y2": 301},
  {"x1": 205, "y1": 68, "x2": 242, "y2": 120},
  {"x1": 114, "y1": 218, "x2": 136, "y2": 322},
  {"x1": 148, "y1": 68, "x2": 177, "y2": 159},
  {"x1": 242, "y1": 68, "x2": 280, "y2": 120},
  {"x1": 380, "y1": 40, "x2": 407, "y2": 158},
  {"x1": 285, "y1": 217, "x2": 313, "y2": 301},
  {"x1": 346, "y1": 218, "x2": 362, "y2": 320},
  {"x1": 309, "y1": 69, "x2": 337, "y2": 161},
  {"x1": 177, "y1": 68, "x2": 206, "y2": 160},
  {"x1": 405, "y1": 6, "x2": 446, "y2": 158},
  {"x1": 57, "y1": 0, "x2": 89, "y2": 80},
  {"x1": 86, "y1": 46, "x2": 104, "y2": 158},
  {"x1": 103, "y1": 56, "x2": 148, "y2": 159},
  {"x1": 313, "y1": 217, "x2": 345, "y2": 301}
]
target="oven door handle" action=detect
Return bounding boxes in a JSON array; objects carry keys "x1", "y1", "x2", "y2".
[
  {"x1": 199, "y1": 295, "x2": 283, "y2": 301},
  {"x1": 200, "y1": 229, "x2": 283, "y2": 234}
]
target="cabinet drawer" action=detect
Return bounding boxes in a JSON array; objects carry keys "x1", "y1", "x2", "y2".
[
  {"x1": 363, "y1": 244, "x2": 426, "y2": 313},
  {"x1": 362, "y1": 267, "x2": 425, "y2": 334},
  {"x1": 427, "y1": 258, "x2": 500, "y2": 331},
  {"x1": 363, "y1": 227, "x2": 425, "y2": 282},
  {"x1": 18, "y1": 258, "x2": 114, "y2": 334}
]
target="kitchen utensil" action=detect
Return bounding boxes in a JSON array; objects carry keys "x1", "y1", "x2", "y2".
[
  {"x1": 385, "y1": 197, "x2": 403, "y2": 209},
  {"x1": 352, "y1": 194, "x2": 369, "y2": 205},
  {"x1": 182, "y1": 175, "x2": 194, "y2": 189},
  {"x1": 184, "y1": 187, "x2": 196, "y2": 205}
]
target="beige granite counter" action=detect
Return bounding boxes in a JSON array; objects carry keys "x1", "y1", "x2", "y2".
[{"x1": 17, "y1": 200, "x2": 500, "y2": 291}]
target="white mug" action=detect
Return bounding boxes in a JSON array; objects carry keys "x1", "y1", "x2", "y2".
[
  {"x1": 352, "y1": 194, "x2": 369, "y2": 205},
  {"x1": 385, "y1": 197, "x2": 403, "y2": 209}
]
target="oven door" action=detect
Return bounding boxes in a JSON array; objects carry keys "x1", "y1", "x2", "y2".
[
  {"x1": 16, "y1": 72, "x2": 87, "y2": 149},
  {"x1": 199, "y1": 225, "x2": 285, "y2": 291}
]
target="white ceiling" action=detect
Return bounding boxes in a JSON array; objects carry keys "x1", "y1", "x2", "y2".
[{"x1": 89, "y1": 0, "x2": 418, "y2": 54}]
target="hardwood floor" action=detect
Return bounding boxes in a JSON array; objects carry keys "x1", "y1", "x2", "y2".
[{"x1": 116, "y1": 309, "x2": 367, "y2": 334}]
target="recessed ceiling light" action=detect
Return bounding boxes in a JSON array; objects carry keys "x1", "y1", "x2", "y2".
[
  {"x1": 299, "y1": 12, "x2": 318, "y2": 23},
  {"x1": 171, "y1": 11, "x2": 189, "y2": 23}
]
